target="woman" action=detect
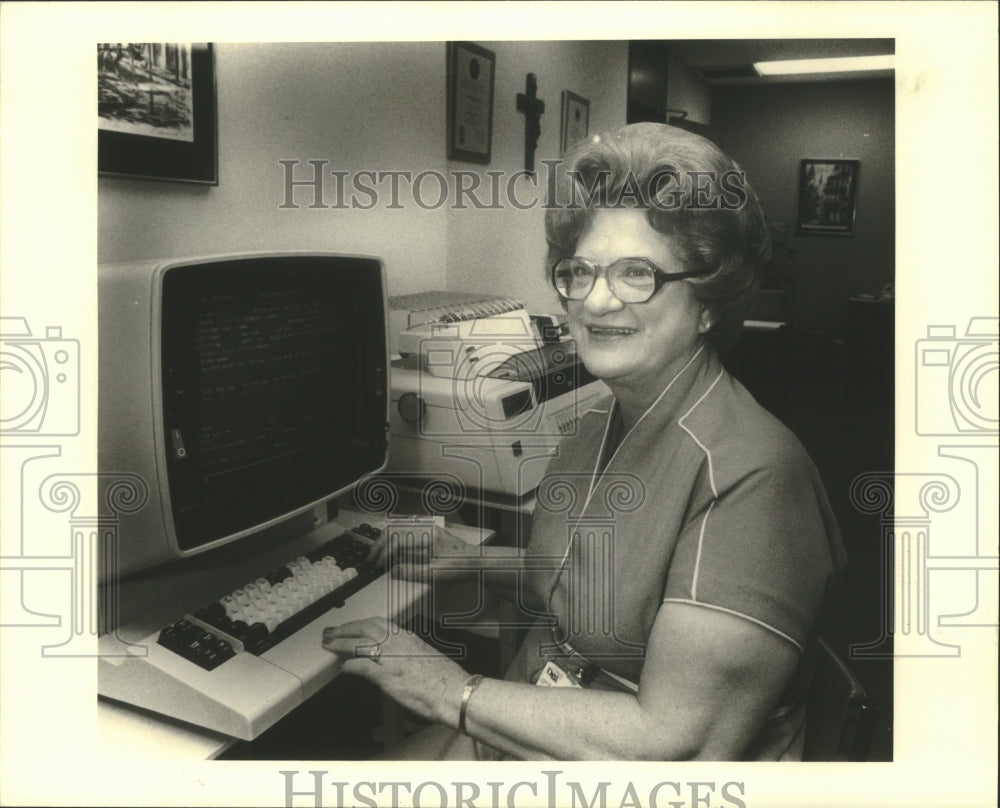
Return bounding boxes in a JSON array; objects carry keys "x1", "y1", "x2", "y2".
[{"x1": 322, "y1": 123, "x2": 845, "y2": 760}]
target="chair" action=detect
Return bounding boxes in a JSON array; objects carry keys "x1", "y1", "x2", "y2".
[{"x1": 802, "y1": 638, "x2": 881, "y2": 761}]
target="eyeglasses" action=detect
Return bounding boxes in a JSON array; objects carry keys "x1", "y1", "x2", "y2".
[{"x1": 551, "y1": 256, "x2": 711, "y2": 304}]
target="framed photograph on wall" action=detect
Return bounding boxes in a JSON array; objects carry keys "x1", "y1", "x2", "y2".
[
  {"x1": 560, "y1": 91, "x2": 590, "y2": 155},
  {"x1": 446, "y1": 41, "x2": 495, "y2": 165},
  {"x1": 796, "y1": 158, "x2": 859, "y2": 235},
  {"x1": 98, "y1": 43, "x2": 217, "y2": 184}
]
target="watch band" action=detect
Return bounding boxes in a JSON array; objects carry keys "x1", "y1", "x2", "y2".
[{"x1": 458, "y1": 673, "x2": 484, "y2": 734}]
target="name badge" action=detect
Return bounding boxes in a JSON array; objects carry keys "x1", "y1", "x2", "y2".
[{"x1": 535, "y1": 659, "x2": 583, "y2": 688}]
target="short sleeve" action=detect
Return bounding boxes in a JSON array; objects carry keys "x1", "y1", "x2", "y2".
[{"x1": 662, "y1": 449, "x2": 844, "y2": 651}]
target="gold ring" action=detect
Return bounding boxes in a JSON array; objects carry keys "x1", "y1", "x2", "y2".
[{"x1": 360, "y1": 644, "x2": 381, "y2": 663}]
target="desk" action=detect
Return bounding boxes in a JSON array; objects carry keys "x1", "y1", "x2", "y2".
[{"x1": 99, "y1": 697, "x2": 235, "y2": 759}]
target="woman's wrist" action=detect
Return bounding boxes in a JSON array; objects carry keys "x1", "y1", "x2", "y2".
[{"x1": 457, "y1": 673, "x2": 485, "y2": 734}]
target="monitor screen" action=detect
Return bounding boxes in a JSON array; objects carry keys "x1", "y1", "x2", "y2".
[{"x1": 99, "y1": 253, "x2": 388, "y2": 579}]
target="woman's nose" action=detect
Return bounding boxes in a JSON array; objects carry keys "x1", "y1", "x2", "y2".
[{"x1": 582, "y1": 274, "x2": 625, "y2": 315}]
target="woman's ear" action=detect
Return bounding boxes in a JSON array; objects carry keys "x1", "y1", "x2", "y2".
[{"x1": 698, "y1": 308, "x2": 713, "y2": 334}]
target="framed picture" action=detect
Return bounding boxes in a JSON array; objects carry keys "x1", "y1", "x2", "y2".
[
  {"x1": 446, "y1": 42, "x2": 495, "y2": 164},
  {"x1": 796, "y1": 158, "x2": 859, "y2": 235},
  {"x1": 560, "y1": 91, "x2": 590, "y2": 155},
  {"x1": 98, "y1": 43, "x2": 217, "y2": 184}
]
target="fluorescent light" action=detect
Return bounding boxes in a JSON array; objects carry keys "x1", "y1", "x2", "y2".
[{"x1": 754, "y1": 55, "x2": 894, "y2": 76}]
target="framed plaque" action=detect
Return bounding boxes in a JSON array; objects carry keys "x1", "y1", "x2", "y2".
[
  {"x1": 446, "y1": 41, "x2": 495, "y2": 165},
  {"x1": 560, "y1": 90, "x2": 590, "y2": 155}
]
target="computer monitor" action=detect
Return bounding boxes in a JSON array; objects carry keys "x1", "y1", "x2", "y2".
[{"x1": 99, "y1": 252, "x2": 389, "y2": 582}]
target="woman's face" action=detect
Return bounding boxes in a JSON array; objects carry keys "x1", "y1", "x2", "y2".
[{"x1": 566, "y1": 208, "x2": 709, "y2": 401}]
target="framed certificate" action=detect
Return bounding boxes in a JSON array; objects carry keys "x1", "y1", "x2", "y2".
[{"x1": 446, "y1": 41, "x2": 495, "y2": 165}]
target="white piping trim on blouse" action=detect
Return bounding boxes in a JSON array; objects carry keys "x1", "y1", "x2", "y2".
[
  {"x1": 690, "y1": 500, "x2": 714, "y2": 601},
  {"x1": 677, "y1": 367, "x2": 725, "y2": 497},
  {"x1": 600, "y1": 343, "x2": 707, "y2": 476},
  {"x1": 662, "y1": 598, "x2": 804, "y2": 653},
  {"x1": 584, "y1": 344, "x2": 707, "y2": 533},
  {"x1": 669, "y1": 367, "x2": 807, "y2": 654},
  {"x1": 548, "y1": 345, "x2": 708, "y2": 610},
  {"x1": 677, "y1": 367, "x2": 725, "y2": 601}
]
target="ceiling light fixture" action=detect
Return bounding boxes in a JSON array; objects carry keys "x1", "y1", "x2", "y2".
[{"x1": 754, "y1": 55, "x2": 894, "y2": 76}]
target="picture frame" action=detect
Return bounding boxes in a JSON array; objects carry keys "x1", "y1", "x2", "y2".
[
  {"x1": 98, "y1": 43, "x2": 217, "y2": 184},
  {"x1": 446, "y1": 41, "x2": 495, "y2": 165},
  {"x1": 560, "y1": 90, "x2": 590, "y2": 155},
  {"x1": 796, "y1": 158, "x2": 859, "y2": 235}
]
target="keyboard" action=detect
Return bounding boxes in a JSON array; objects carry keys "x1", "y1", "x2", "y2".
[
  {"x1": 157, "y1": 527, "x2": 381, "y2": 669},
  {"x1": 98, "y1": 520, "x2": 429, "y2": 741}
]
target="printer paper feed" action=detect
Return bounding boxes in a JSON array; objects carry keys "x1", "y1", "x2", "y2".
[
  {"x1": 390, "y1": 291, "x2": 538, "y2": 364},
  {"x1": 389, "y1": 291, "x2": 527, "y2": 327}
]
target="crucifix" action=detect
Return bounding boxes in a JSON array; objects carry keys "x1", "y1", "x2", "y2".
[{"x1": 516, "y1": 73, "x2": 545, "y2": 174}]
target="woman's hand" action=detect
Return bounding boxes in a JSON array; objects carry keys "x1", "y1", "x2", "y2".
[
  {"x1": 322, "y1": 617, "x2": 470, "y2": 727},
  {"x1": 365, "y1": 524, "x2": 477, "y2": 583}
]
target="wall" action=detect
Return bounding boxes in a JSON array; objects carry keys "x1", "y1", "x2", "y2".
[
  {"x1": 445, "y1": 41, "x2": 628, "y2": 311},
  {"x1": 99, "y1": 41, "x2": 628, "y2": 312},
  {"x1": 666, "y1": 53, "x2": 710, "y2": 125},
  {"x1": 100, "y1": 42, "x2": 449, "y2": 292},
  {"x1": 711, "y1": 78, "x2": 895, "y2": 339}
]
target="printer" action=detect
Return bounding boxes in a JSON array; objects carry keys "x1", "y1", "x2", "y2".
[{"x1": 385, "y1": 292, "x2": 609, "y2": 497}]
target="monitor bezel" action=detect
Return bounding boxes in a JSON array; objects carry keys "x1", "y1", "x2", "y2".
[{"x1": 100, "y1": 251, "x2": 390, "y2": 577}]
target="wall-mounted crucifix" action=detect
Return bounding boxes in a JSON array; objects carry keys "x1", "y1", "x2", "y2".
[{"x1": 516, "y1": 73, "x2": 545, "y2": 174}]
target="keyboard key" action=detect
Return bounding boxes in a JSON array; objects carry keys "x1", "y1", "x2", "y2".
[{"x1": 266, "y1": 567, "x2": 292, "y2": 586}]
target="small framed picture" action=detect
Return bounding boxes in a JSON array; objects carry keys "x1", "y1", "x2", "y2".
[
  {"x1": 796, "y1": 159, "x2": 860, "y2": 235},
  {"x1": 560, "y1": 91, "x2": 590, "y2": 155},
  {"x1": 447, "y1": 42, "x2": 495, "y2": 165},
  {"x1": 98, "y1": 43, "x2": 217, "y2": 184}
]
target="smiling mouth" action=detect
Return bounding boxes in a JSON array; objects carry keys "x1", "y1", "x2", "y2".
[{"x1": 587, "y1": 325, "x2": 637, "y2": 337}]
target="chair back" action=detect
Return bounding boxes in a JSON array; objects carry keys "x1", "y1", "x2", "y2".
[{"x1": 802, "y1": 638, "x2": 880, "y2": 761}]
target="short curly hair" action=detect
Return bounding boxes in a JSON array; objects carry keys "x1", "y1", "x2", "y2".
[{"x1": 544, "y1": 122, "x2": 771, "y2": 353}]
